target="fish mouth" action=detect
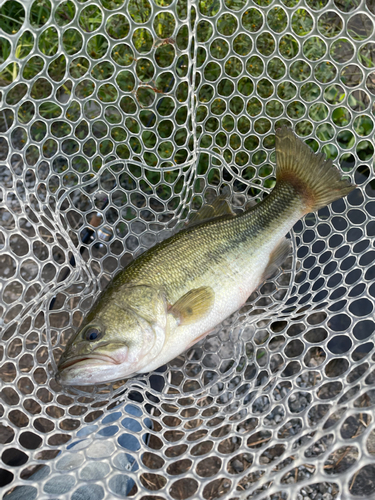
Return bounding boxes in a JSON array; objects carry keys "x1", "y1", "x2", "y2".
[{"x1": 58, "y1": 353, "x2": 118, "y2": 371}]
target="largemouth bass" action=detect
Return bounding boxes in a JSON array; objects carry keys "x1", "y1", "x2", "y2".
[{"x1": 57, "y1": 128, "x2": 355, "y2": 385}]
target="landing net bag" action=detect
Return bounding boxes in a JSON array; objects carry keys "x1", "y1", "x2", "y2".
[{"x1": 0, "y1": 0, "x2": 375, "y2": 499}]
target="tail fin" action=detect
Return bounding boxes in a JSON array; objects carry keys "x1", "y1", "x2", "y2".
[{"x1": 275, "y1": 127, "x2": 355, "y2": 212}]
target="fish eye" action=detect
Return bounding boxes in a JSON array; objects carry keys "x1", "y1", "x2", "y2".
[{"x1": 84, "y1": 326, "x2": 103, "y2": 342}]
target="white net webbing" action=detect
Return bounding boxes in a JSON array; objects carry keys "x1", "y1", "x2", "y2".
[{"x1": 0, "y1": 0, "x2": 375, "y2": 498}]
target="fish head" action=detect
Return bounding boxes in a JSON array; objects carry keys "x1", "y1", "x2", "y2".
[{"x1": 57, "y1": 285, "x2": 168, "y2": 385}]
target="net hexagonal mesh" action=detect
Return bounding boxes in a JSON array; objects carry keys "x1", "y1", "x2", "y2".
[{"x1": 0, "y1": 0, "x2": 375, "y2": 498}]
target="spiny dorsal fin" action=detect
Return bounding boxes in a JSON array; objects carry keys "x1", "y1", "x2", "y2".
[
  {"x1": 187, "y1": 193, "x2": 235, "y2": 227},
  {"x1": 261, "y1": 238, "x2": 291, "y2": 282},
  {"x1": 169, "y1": 286, "x2": 214, "y2": 325}
]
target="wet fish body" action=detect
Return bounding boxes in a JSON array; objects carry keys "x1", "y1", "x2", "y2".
[{"x1": 58, "y1": 128, "x2": 355, "y2": 385}]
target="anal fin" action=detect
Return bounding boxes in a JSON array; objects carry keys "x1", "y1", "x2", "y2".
[{"x1": 261, "y1": 238, "x2": 291, "y2": 282}]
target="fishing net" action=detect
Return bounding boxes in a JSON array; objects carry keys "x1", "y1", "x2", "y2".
[{"x1": 0, "y1": 0, "x2": 375, "y2": 498}]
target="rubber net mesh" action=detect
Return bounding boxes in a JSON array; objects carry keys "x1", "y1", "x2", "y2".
[{"x1": 0, "y1": 0, "x2": 375, "y2": 498}]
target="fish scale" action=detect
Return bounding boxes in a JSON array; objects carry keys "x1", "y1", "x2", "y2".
[{"x1": 105, "y1": 182, "x2": 298, "y2": 296}]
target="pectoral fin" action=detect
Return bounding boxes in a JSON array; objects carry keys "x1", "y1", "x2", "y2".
[
  {"x1": 261, "y1": 238, "x2": 291, "y2": 282},
  {"x1": 170, "y1": 286, "x2": 215, "y2": 325}
]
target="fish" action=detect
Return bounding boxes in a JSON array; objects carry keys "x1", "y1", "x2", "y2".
[{"x1": 57, "y1": 127, "x2": 355, "y2": 385}]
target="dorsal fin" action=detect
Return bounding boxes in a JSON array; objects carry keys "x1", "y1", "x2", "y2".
[{"x1": 187, "y1": 193, "x2": 235, "y2": 227}]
